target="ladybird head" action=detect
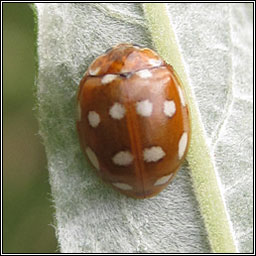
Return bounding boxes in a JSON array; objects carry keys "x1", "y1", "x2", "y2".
[{"x1": 87, "y1": 43, "x2": 164, "y2": 77}]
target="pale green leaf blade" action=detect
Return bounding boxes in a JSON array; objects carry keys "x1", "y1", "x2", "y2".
[
  {"x1": 35, "y1": 3, "x2": 253, "y2": 253},
  {"x1": 143, "y1": 3, "x2": 253, "y2": 253}
]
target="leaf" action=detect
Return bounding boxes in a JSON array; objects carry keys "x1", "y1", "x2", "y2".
[{"x1": 34, "y1": 3, "x2": 253, "y2": 253}]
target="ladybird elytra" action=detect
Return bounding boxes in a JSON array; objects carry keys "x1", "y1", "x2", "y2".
[{"x1": 77, "y1": 43, "x2": 190, "y2": 199}]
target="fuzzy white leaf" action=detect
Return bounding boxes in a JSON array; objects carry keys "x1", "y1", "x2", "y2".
[{"x1": 35, "y1": 3, "x2": 253, "y2": 253}]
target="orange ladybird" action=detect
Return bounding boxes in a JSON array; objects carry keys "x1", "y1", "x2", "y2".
[{"x1": 77, "y1": 43, "x2": 190, "y2": 199}]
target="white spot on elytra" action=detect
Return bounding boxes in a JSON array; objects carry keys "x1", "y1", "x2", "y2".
[
  {"x1": 112, "y1": 151, "x2": 133, "y2": 166},
  {"x1": 136, "y1": 69, "x2": 152, "y2": 79},
  {"x1": 109, "y1": 103, "x2": 126, "y2": 120},
  {"x1": 136, "y1": 100, "x2": 153, "y2": 117},
  {"x1": 143, "y1": 146, "x2": 166, "y2": 162},
  {"x1": 112, "y1": 182, "x2": 133, "y2": 190},
  {"x1": 164, "y1": 100, "x2": 176, "y2": 117},
  {"x1": 102, "y1": 74, "x2": 117, "y2": 84},
  {"x1": 154, "y1": 173, "x2": 173, "y2": 186},
  {"x1": 178, "y1": 132, "x2": 188, "y2": 159},
  {"x1": 88, "y1": 111, "x2": 100, "y2": 127},
  {"x1": 177, "y1": 86, "x2": 186, "y2": 107},
  {"x1": 86, "y1": 147, "x2": 100, "y2": 170},
  {"x1": 148, "y1": 58, "x2": 162, "y2": 67},
  {"x1": 89, "y1": 66, "x2": 100, "y2": 76}
]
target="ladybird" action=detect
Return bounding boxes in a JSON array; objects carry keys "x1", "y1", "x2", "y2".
[{"x1": 77, "y1": 43, "x2": 190, "y2": 199}]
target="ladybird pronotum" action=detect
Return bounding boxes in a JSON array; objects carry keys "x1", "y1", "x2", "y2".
[{"x1": 77, "y1": 43, "x2": 190, "y2": 199}]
